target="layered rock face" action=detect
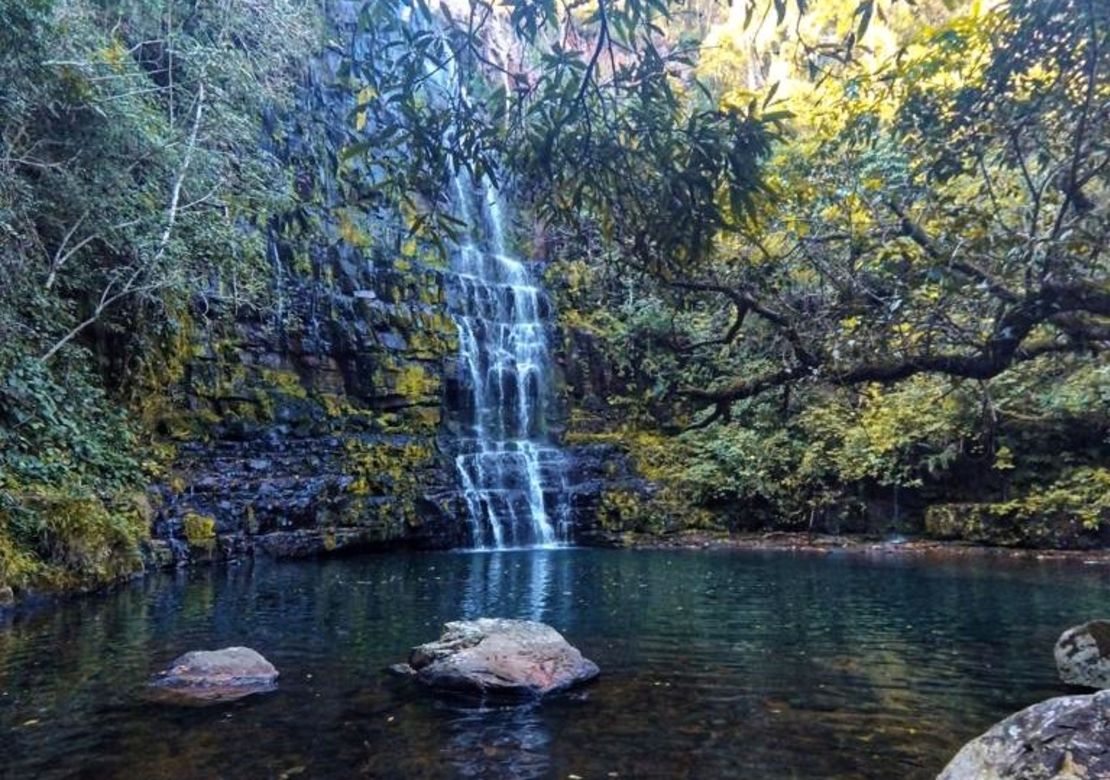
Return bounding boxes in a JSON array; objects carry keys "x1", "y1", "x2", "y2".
[
  {"x1": 145, "y1": 263, "x2": 467, "y2": 566},
  {"x1": 144, "y1": 5, "x2": 468, "y2": 567},
  {"x1": 141, "y1": 1, "x2": 609, "y2": 567}
]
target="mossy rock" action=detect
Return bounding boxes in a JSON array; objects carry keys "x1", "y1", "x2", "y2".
[{"x1": 182, "y1": 513, "x2": 217, "y2": 546}]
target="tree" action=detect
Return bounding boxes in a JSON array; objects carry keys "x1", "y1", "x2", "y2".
[
  {"x1": 341, "y1": 0, "x2": 779, "y2": 257},
  {"x1": 0, "y1": 0, "x2": 320, "y2": 590},
  {"x1": 646, "y1": 0, "x2": 1109, "y2": 427},
  {"x1": 0, "y1": 0, "x2": 319, "y2": 368}
]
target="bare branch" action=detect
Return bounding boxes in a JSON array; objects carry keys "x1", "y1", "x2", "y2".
[{"x1": 40, "y1": 83, "x2": 206, "y2": 364}]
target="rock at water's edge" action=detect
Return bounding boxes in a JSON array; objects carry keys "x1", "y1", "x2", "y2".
[
  {"x1": 399, "y1": 618, "x2": 599, "y2": 698},
  {"x1": 937, "y1": 690, "x2": 1110, "y2": 779},
  {"x1": 149, "y1": 646, "x2": 279, "y2": 704},
  {"x1": 1055, "y1": 619, "x2": 1110, "y2": 689}
]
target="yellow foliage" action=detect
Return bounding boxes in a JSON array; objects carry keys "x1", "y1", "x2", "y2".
[
  {"x1": 995, "y1": 468, "x2": 1110, "y2": 531},
  {"x1": 337, "y1": 209, "x2": 372, "y2": 247},
  {"x1": 394, "y1": 363, "x2": 438, "y2": 399},
  {"x1": 99, "y1": 38, "x2": 128, "y2": 72},
  {"x1": 355, "y1": 85, "x2": 376, "y2": 131},
  {"x1": 799, "y1": 377, "x2": 970, "y2": 486},
  {"x1": 1, "y1": 489, "x2": 148, "y2": 591}
]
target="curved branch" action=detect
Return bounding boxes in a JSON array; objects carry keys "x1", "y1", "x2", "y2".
[{"x1": 683, "y1": 280, "x2": 1110, "y2": 407}]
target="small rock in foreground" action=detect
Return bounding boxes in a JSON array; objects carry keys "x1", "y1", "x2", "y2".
[
  {"x1": 393, "y1": 618, "x2": 599, "y2": 698},
  {"x1": 149, "y1": 646, "x2": 279, "y2": 704},
  {"x1": 937, "y1": 690, "x2": 1110, "y2": 779},
  {"x1": 1055, "y1": 619, "x2": 1110, "y2": 689}
]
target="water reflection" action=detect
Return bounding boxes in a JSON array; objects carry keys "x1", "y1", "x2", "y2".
[
  {"x1": 450, "y1": 549, "x2": 562, "y2": 778},
  {"x1": 440, "y1": 701, "x2": 552, "y2": 779},
  {"x1": 460, "y1": 548, "x2": 560, "y2": 622},
  {"x1": 1, "y1": 549, "x2": 1108, "y2": 779}
]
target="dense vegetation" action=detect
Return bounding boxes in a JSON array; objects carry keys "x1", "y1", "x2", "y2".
[
  {"x1": 360, "y1": 0, "x2": 1107, "y2": 535},
  {"x1": 533, "y1": 0, "x2": 1110, "y2": 534},
  {"x1": 0, "y1": 0, "x2": 319, "y2": 590},
  {"x1": 0, "y1": 0, "x2": 1106, "y2": 593}
]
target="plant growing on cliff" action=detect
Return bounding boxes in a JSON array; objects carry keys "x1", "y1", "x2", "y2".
[{"x1": 0, "y1": 0, "x2": 321, "y2": 592}]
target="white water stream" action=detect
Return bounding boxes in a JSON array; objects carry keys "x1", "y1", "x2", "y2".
[{"x1": 446, "y1": 171, "x2": 570, "y2": 549}]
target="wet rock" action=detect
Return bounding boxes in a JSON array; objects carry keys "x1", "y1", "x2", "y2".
[
  {"x1": 937, "y1": 690, "x2": 1110, "y2": 779},
  {"x1": 141, "y1": 539, "x2": 176, "y2": 569},
  {"x1": 0, "y1": 585, "x2": 13, "y2": 606},
  {"x1": 400, "y1": 618, "x2": 599, "y2": 698},
  {"x1": 1056, "y1": 620, "x2": 1110, "y2": 689},
  {"x1": 149, "y1": 646, "x2": 279, "y2": 704}
]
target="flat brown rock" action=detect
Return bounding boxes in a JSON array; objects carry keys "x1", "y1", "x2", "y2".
[
  {"x1": 398, "y1": 618, "x2": 599, "y2": 698},
  {"x1": 149, "y1": 646, "x2": 279, "y2": 705}
]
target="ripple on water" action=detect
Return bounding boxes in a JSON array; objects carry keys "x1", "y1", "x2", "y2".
[{"x1": 0, "y1": 548, "x2": 1106, "y2": 779}]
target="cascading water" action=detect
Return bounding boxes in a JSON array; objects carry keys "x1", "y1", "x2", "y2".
[
  {"x1": 386, "y1": 4, "x2": 570, "y2": 549},
  {"x1": 445, "y1": 172, "x2": 571, "y2": 549}
]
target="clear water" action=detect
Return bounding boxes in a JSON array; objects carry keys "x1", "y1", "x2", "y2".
[{"x1": 2, "y1": 548, "x2": 1106, "y2": 779}]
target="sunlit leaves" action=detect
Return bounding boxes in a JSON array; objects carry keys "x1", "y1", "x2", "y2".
[{"x1": 341, "y1": 0, "x2": 779, "y2": 270}]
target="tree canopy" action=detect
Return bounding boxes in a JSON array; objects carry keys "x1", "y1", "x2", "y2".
[{"x1": 343, "y1": 0, "x2": 1107, "y2": 431}]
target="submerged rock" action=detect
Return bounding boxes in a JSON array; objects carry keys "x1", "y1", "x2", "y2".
[
  {"x1": 1055, "y1": 620, "x2": 1110, "y2": 689},
  {"x1": 149, "y1": 646, "x2": 279, "y2": 704},
  {"x1": 937, "y1": 690, "x2": 1110, "y2": 779},
  {"x1": 395, "y1": 618, "x2": 599, "y2": 698}
]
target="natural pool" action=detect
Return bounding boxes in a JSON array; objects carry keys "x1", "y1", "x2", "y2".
[{"x1": 2, "y1": 548, "x2": 1107, "y2": 779}]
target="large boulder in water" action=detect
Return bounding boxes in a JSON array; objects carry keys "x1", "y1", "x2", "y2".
[
  {"x1": 149, "y1": 646, "x2": 279, "y2": 704},
  {"x1": 393, "y1": 618, "x2": 599, "y2": 698},
  {"x1": 937, "y1": 690, "x2": 1110, "y2": 779},
  {"x1": 1055, "y1": 620, "x2": 1110, "y2": 689}
]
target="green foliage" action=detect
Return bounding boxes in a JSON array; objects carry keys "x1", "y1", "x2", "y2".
[
  {"x1": 0, "y1": 344, "x2": 153, "y2": 590},
  {"x1": 0, "y1": 0, "x2": 321, "y2": 593},
  {"x1": 343, "y1": 0, "x2": 780, "y2": 265},
  {"x1": 0, "y1": 348, "x2": 145, "y2": 490},
  {"x1": 996, "y1": 467, "x2": 1110, "y2": 532},
  {"x1": 549, "y1": 0, "x2": 1107, "y2": 537}
]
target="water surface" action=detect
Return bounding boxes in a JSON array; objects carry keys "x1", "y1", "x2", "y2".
[{"x1": 2, "y1": 548, "x2": 1107, "y2": 779}]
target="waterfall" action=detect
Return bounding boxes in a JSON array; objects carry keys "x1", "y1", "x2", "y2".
[
  {"x1": 383, "y1": 4, "x2": 570, "y2": 548},
  {"x1": 445, "y1": 171, "x2": 571, "y2": 549}
]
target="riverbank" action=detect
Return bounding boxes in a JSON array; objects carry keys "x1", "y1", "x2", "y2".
[
  {"x1": 4, "y1": 531, "x2": 1108, "y2": 618},
  {"x1": 607, "y1": 530, "x2": 1110, "y2": 563}
]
